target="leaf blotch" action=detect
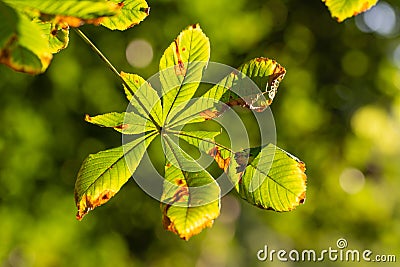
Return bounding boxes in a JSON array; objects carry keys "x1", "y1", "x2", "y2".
[
  {"x1": 115, "y1": 124, "x2": 129, "y2": 130},
  {"x1": 234, "y1": 150, "x2": 250, "y2": 173},
  {"x1": 208, "y1": 147, "x2": 230, "y2": 172},
  {"x1": 84, "y1": 114, "x2": 92, "y2": 121},
  {"x1": 76, "y1": 189, "x2": 116, "y2": 221},
  {"x1": 140, "y1": 7, "x2": 150, "y2": 15},
  {"x1": 54, "y1": 16, "x2": 105, "y2": 27}
]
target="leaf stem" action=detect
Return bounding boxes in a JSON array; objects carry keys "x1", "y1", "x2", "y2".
[
  {"x1": 74, "y1": 28, "x2": 160, "y2": 129},
  {"x1": 74, "y1": 28, "x2": 120, "y2": 78}
]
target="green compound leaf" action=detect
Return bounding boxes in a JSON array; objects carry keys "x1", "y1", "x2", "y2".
[
  {"x1": 85, "y1": 112, "x2": 156, "y2": 134},
  {"x1": 74, "y1": 131, "x2": 157, "y2": 220},
  {"x1": 161, "y1": 135, "x2": 220, "y2": 240},
  {"x1": 101, "y1": 0, "x2": 150, "y2": 30},
  {"x1": 75, "y1": 24, "x2": 307, "y2": 241},
  {"x1": 170, "y1": 58, "x2": 286, "y2": 128},
  {"x1": 322, "y1": 0, "x2": 378, "y2": 22},
  {"x1": 0, "y1": 2, "x2": 52, "y2": 74},
  {"x1": 160, "y1": 24, "x2": 210, "y2": 124},
  {"x1": 231, "y1": 144, "x2": 307, "y2": 211}
]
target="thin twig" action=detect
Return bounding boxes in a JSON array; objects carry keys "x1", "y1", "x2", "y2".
[{"x1": 74, "y1": 28, "x2": 160, "y2": 129}]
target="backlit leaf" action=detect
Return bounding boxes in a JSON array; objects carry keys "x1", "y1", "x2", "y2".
[
  {"x1": 322, "y1": 0, "x2": 378, "y2": 22},
  {"x1": 0, "y1": 2, "x2": 52, "y2": 74},
  {"x1": 170, "y1": 58, "x2": 285, "y2": 128},
  {"x1": 176, "y1": 130, "x2": 232, "y2": 172},
  {"x1": 160, "y1": 24, "x2": 210, "y2": 124},
  {"x1": 85, "y1": 112, "x2": 156, "y2": 134},
  {"x1": 101, "y1": 0, "x2": 150, "y2": 30},
  {"x1": 74, "y1": 131, "x2": 157, "y2": 220},
  {"x1": 161, "y1": 135, "x2": 220, "y2": 240},
  {"x1": 4, "y1": 0, "x2": 119, "y2": 27},
  {"x1": 75, "y1": 24, "x2": 307, "y2": 241},
  {"x1": 121, "y1": 72, "x2": 163, "y2": 126},
  {"x1": 231, "y1": 144, "x2": 307, "y2": 211},
  {"x1": 38, "y1": 21, "x2": 69, "y2": 53},
  {"x1": 175, "y1": 130, "x2": 221, "y2": 153}
]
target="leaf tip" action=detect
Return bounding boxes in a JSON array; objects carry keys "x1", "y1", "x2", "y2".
[
  {"x1": 189, "y1": 23, "x2": 200, "y2": 30},
  {"x1": 140, "y1": 6, "x2": 150, "y2": 16},
  {"x1": 208, "y1": 147, "x2": 231, "y2": 172},
  {"x1": 84, "y1": 114, "x2": 92, "y2": 122},
  {"x1": 75, "y1": 190, "x2": 116, "y2": 221},
  {"x1": 162, "y1": 207, "x2": 217, "y2": 241}
]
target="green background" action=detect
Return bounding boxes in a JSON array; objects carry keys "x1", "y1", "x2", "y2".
[{"x1": 1, "y1": 0, "x2": 399, "y2": 266}]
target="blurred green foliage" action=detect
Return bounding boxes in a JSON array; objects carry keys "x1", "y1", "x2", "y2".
[{"x1": 1, "y1": 0, "x2": 400, "y2": 266}]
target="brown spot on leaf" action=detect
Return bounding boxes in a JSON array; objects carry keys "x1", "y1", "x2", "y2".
[
  {"x1": 76, "y1": 190, "x2": 116, "y2": 221},
  {"x1": 162, "y1": 205, "x2": 216, "y2": 241},
  {"x1": 298, "y1": 161, "x2": 306, "y2": 174},
  {"x1": 54, "y1": 16, "x2": 104, "y2": 27},
  {"x1": 227, "y1": 98, "x2": 248, "y2": 108},
  {"x1": 140, "y1": 7, "x2": 150, "y2": 15},
  {"x1": 354, "y1": 2, "x2": 371, "y2": 16},
  {"x1": 175, "y1": 178, "x2": 186, "y2": 186},
  {"x1": 172, "y1": 185, "x2": 189, "y2": 203},
  {"x1": 299, "y1": 191, "x2": 306, "y2": 204},
  {"x1": 174, "y1": 62, "x2": 186, "y2": 76},
  {"x1": 0, "y1": 34, "x2": 17, "y2": 60},
  {"x1": 173, "y1": 39, "x2": 187, "y2": 76},
  {"x1": 234, "y1": 150, "x2": 250, "y2": 173},
  {"x1": 208, "y1": 147, "x2": 231, "y2": 172},
  {"x1": 114, "y1": 124, "x2": 129, "y2": 130},
  {"x1": 84, "y1": 114, "x2": 92, "y2": 122},
  {"x1": 199, "y1": 109, "x2": 220, "y2": 120}
]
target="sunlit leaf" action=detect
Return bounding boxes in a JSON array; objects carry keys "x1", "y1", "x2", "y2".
[
  {"x1": 160, "y1": 24, "x2": 210, "y2": 124},
  {"x1": 85, "y1": 112, "x2": 156, "y2": 134},
  {"x1": 176, "y1": 130, "x2": 232, "y2": 172},
  {"x1": 74, "y1": 131, "x2": 157, "y2": 220},
  {"x1": 322, "y1": 0, "x2": 379, "y2": 22},
  {"x1": 231, "y1": 144, "x2": 307, "y2": 211},
  {"x1": 121, "y1": 72, "x2": 163, "y2": 126},
  {"x1": 101, "y1": 0, "x2": 150, "y2": 30},
  {"x1": 175, "y1": 130, "x2": 221, "y2": 153},
  {"x1": 75, "y1": 24, "x2": 307, "y2": 241},
  {"x1": 0, "y1": 2, "x2": 52, "y2": 74},
  {"x1": 161, "y1": 135, "x2": 220, "y2": 240},
  {"x1": 4, "y1": 0, "x2": 120, "y2": 27},
  {"x1": 38, "y1": 21, "x2": 69, "y2": 53},
  {"x1": 170, "y1": 58, "x2": 285, "y2": 128}
]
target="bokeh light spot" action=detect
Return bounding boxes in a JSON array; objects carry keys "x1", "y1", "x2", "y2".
[
  {"x1": 339, "y1": 168, "x2": 365, "y2": 194},
  {"x1": 341, "y1": 50, "x2": 369, "y2": 77},
  {"x1": 125, "y1": 39, "x2": 153, "y2": 68},
  {"x1": 351, "y1": 105, "x2": 400, "y2": 154},
  {"x1": 356, "y1": 2, "x2": 399, "y2": 36},
  {"x1": 393, "y1": 44, "x2": 400, "y2": 69}
]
